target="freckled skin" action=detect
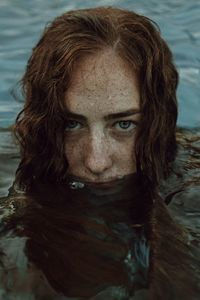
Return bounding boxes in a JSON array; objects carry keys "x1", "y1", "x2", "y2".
[{"x1": 64, "y1": 49, "x2": 140, "y2": 182}]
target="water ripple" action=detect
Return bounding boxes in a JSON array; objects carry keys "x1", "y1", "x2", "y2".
[{"x1": 1, "y1": 0, "x2": 199, "y2": 128}]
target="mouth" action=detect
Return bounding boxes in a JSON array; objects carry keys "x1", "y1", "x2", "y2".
[
  {"x1": 67, "y1": 175, "x2": 125, "y2": 188},
  {"x1": 66, "y1": 173, "x2": 137, "y2": 194}
]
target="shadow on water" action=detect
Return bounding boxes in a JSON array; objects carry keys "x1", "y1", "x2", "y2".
[
  {"x1": 0, "y1": 172, "x2": 152, "y2": 299},
  {"x1": 0, "y1": 126, "x2": 200, "y2": 299}
]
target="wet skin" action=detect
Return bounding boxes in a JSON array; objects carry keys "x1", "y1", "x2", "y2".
[{"x1": 64, "y1": 49, "x2": 141, "y2": 184}]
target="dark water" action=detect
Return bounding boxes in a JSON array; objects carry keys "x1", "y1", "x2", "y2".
[
  {"x1": 0, "y1": 165, "x2": 200, "y2": 299},
  {"x1": 0, "y1": 1, "x2": 200, "y2": 299},
  {"x1": 0, "y1": 173, "x2": 151, "y2": 299}
]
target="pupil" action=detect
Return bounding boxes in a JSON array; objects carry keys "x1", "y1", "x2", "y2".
[
  {"x1": 120, "y1": 121, "x2": 130, "y2": 129},
  {"x1": 68, "y1": 120, "x2": 77, "y2": 128}
]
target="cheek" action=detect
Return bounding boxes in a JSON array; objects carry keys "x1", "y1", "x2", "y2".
[
  {"x1": 117, "y1": 140, "x2": 137, "y2": 173},
  {"x1": 64, "y1": 139, "x2": 82, "y2": 167},
  {"x1": 117, "y1": 139, "x2": 136, "y2": 161},
  {"x1": 104, "y1": 136, "x2": 136, "y2": 165}
]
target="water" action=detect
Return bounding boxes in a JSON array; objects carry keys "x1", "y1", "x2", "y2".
[
  {"x1": 0, "y1": 172, "x2": 199, "y2": 299},
  {"x1": 0, "y1": 173, "x2": 150, "y2": 299},
  {"x1": 0, "y1": 0, "x2": 199, "y2": 128},
  {"x1": 0, "y1": 1, "x2": 200, "y2": 299}
]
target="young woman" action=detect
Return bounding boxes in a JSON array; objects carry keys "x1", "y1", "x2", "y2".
[{"x1": 0, "y1": 6, "x2": 199, "y2": 299}]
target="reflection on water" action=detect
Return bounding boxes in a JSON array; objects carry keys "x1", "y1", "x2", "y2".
[
  {"x1": 0, "y1": 161, "x2": 200, "y2": 299},
  {"x1": 0, "y1": 173, "x2": 152, "y2": 299},
  {"x1": 0, "y1": 130, "x2": 200, "y2": 299}
]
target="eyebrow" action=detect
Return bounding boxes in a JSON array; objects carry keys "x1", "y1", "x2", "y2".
[{"x1": 65, "y1": 109, "x2": 141, "y2": 121}]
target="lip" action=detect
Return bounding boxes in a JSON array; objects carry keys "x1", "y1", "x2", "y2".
[
  {"x1": 87, "y1": 178, "x2": 123, "y2": 183},
  {"x1": 67, "y1": 174, "x2": 125, "y2": 186}
]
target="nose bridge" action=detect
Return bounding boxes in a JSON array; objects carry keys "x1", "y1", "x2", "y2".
[
  {"x1": 87, "y1": 128, "x2": 109, "y2": 158},
  {"x1": 84, "y1": 127, "x2": 112, "y2": 173},
  {"x1": 91, "y1": 127, "x2": 106, "y2": 150}
]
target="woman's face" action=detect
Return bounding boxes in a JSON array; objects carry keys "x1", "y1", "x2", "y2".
[{"x1": 64, "y1": 49, "x2": 141, "y2": 183}]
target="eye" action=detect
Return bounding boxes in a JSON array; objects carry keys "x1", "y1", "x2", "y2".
[
  {"x1": 65, "y1": 120, "x2": 81, "y2": 130},
  {"x1": 114, "y1": 120, "x2": 137, "y2": 131}
]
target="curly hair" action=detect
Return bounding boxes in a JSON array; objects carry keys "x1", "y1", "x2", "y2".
[{"x1": 13, "y1": 6, "x2": 178, "y2": 190}]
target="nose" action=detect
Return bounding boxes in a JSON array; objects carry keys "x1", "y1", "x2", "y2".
[{"x1": 84, "y1": 132, "x2": 112, "y2": 176}]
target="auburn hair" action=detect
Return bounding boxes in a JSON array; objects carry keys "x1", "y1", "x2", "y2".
[{"x1": 13, "y1": 6, "x2": 178, "y2": 190}]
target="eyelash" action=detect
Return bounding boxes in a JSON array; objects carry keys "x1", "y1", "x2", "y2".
[{"x1": 65, "y1": 120, "x2": 137, "y2": 132}]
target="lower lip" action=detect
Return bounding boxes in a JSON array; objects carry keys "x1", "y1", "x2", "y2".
[
  {"x1": 85, "y1": 178, "x2": 124, "y2": 188},
  {"x1": 67, "y1": 174, "x2": 125, "y2": 188}
]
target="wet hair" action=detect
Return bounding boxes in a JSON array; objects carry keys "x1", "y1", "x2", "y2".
[{"x1": 13, "y1": 6, "x2": 178, "y2": 190}]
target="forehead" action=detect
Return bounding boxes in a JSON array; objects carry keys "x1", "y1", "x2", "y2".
[{"x1": 65, "y1": 50, "x2": 140, "y2": 116}]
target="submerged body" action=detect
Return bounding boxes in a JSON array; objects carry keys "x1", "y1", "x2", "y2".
[
  {"x1": 0, "y1": 173, "x2": 150, "y2": 299},
  {"x1": 0, "y1": 144, "x2": 200, "y2": 300}
]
